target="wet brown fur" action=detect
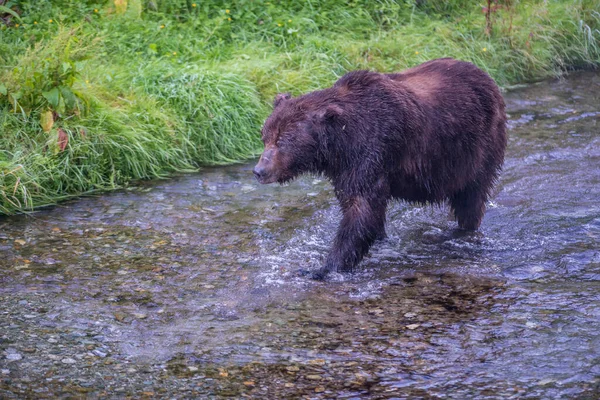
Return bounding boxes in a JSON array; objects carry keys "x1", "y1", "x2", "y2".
[{"x1": 254, "y1": 58, "x2": 507, "y2": 279}]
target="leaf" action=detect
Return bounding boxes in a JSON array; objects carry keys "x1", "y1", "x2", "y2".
[
  {"x1": 57, "y1": 128, "x2": 69, "y2": 152},
  {"x1": 0, "y1": 5, "x2": 22, "y2": 22},
  {"x1": 59, "y1": 86, "x2": 77, "y2": 110},
  {"x1": 42, "y1": 87, "x2": 61, "y2": 108},
  {"x1": 40, "y1": 110, "x2": 54, "y2": 132},
  {"x1": 127, "y1": 0, "x2": 142, "y2": 18},
  {"x1": 0, "y1": 84, "x2": 7, "y2": 96},
  {"x1": 8, "y1": 91, "x2": 22, "y2": 112},
  {"x1": 114, "y1": 0, "x2": 128, "y2": 14}
]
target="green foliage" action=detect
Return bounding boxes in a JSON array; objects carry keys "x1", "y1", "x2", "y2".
[
  {"x1": 0, "y1": 27, "x2": 92, "y2": 116},
  {"x1": 132, "y1": 65, "x2": 265, "y2": 163},
  {"x1": 0, "y1": 0, "x2": 599, "y2": 214}
]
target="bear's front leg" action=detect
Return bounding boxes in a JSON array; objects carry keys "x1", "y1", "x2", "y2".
[{"x1": 312, "y1": 195, "x2": 388, "y2": 280}]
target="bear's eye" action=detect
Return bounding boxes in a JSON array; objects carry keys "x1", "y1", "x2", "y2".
[{"x1": 277, "y1": 134, "x2": 295, "y2": 148}]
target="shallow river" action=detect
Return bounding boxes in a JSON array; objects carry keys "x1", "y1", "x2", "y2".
[{"x1": 1, "y1": 72, "x2": 599, "y2": 399}]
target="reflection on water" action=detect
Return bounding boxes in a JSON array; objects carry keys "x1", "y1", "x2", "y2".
[{"x1": 1, "y1": 72, "x2": 599, "y2": 398}]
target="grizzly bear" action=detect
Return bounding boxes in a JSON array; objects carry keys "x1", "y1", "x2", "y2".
[{"x1": 254, "y1": 58, "x2": 507, "y2": 279}]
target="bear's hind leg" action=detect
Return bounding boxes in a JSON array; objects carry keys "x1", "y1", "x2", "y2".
[{"x1": 450, "y1": 184, "x2": 488, "y2": 230}]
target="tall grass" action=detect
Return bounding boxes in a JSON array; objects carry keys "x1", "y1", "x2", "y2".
[
  {"x1": 0, "y1": 0, "x2": 599, "y2": 214},
  {"x1": 130, "y1": 65, "x2": 266, "y2": 164}
]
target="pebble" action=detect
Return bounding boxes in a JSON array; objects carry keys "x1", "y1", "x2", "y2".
[
  {"x1": 526, "y1": 321, "x2": 538, "y2": 329},
  {"x1": 1, "y1": 369, "x2": 9, "y2": 375},
  {"x1": 306, "y1": 374, "x2": 322, "y2": 380},
  {"x1": 187, "y1": 366, "x2": 199, "y2": 372},
  {"x1": 406, "y1": 324, "x2": 420, "y2": 330},
  {"x1": 92, "y1": 349, "x2": 107, "y2": 358},
  {"x1": 114, "y1": 312, "x2": 126, "y2": 322},
  {"x1": 61, "y1": 358, "x2": 77, "y2": 364},
  {"x1": 5, "y1": 353, "x2": 22, "y2": 361}
]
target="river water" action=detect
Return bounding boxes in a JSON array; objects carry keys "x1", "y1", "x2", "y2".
[{"x1": 1, "y1": 72, "x2": 599, "y2": 398}]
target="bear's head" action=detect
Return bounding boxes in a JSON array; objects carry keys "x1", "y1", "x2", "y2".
[{"x1": 254, "y1": 92, "x2": 342, "y2": 184}]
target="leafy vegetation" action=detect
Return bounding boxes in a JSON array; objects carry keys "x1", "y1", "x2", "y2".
[{"x1": 1, "y1": 0, "x2": 599, "y2": 214}]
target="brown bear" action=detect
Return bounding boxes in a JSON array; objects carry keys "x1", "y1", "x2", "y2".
[{"x1": 254, "y1": 58, "x2": 507, "y2": 279}]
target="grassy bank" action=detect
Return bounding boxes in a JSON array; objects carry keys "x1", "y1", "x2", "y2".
[{"x1": 1, "y1": 0, "x2": 599, "y2": 214}]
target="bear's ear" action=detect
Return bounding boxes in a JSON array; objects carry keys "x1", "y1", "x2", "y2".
[
  {"x1": 311, "y1": 104, "x2": 343, "y2": 123},
  {"x1": 273, "y1": 93, "x2": 292, "y2": 108}
]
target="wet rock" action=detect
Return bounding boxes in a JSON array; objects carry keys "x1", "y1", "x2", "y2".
[
  {"x1": 113, "y1": 312, "x2": 126, "y2": 322},
  {"x1": 5, "y1": 352, "x2": 22, "y2": 362},
  {"x1": 537, "y1": 378, "x2": 555, "y2": 386},
  {"x1": 92, "y1": 350, "x2": 107, "y2": 358}
]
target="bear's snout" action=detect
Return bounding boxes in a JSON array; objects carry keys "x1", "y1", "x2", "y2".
[
  {"x1": 253, "y1": 147, "x2": 277, "y2": 184},
  {"x1": 253, "y1": 165, "x2": 268, "y2": 182}
]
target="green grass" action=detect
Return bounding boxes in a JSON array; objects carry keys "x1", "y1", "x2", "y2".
[{"x1": 1, "y1": 0, "x2": 599, "y2": 214}]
